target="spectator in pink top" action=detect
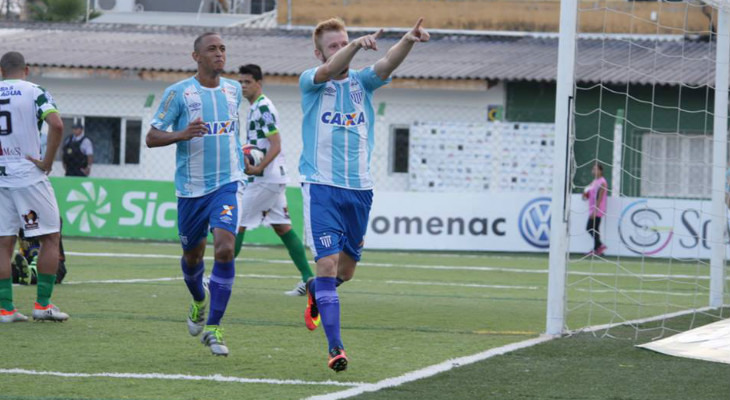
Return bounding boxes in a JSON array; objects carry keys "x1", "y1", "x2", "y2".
[{"x1": 582, "y1": 163, "x2": 608, "y2": 256}]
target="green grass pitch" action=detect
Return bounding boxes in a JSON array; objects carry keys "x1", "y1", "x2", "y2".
[{"x1": 1, "y1": 239, "x2": 728, "y2": 400}]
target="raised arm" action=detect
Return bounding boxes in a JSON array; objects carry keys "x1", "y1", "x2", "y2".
[
  {"x1": 146, "y1": 118, "x2": 207, "y2": 148},
  {"x1": 314, "y1": 29, "x2": 384, "y2": 84},
  {"x1": 373, "y1": 18, "x2": 430, "y2": 81}
]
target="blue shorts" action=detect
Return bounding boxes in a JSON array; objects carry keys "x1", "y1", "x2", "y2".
[
  {"x1": 177, "y1": 181, "x2": 242, "y2": 250},
  {"x1": 302, "y1": 183, "x2": 373, "y2": 262}
]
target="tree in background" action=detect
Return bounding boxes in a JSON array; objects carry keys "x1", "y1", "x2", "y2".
[{"x1": 29, "y1": 0, "x2": 85, "y2": 22}]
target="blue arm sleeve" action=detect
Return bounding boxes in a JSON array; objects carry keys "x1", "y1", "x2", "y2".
[
  {"x1": 356, "y1": 66, "x2": 392, "y2": 92},
  {"x1": 299, "y1": 67, "x2": 327, "y2": 93},
  {"x1": 150, "y1": 86, "x2": 181, "y2": 131}
]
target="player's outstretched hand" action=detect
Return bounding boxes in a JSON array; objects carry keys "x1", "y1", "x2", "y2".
[
  {"x1": 355, "y1": 29, "x2": 383, "y2": 51},
  {"x1": 27, "y1": 155, "x2": 52, "y2": 175},
  {"x1": 179, "y1": 117, "x2": 207, "y2": 141},
  {"x1": 405, "y1": 18, "x2": 430, "y2": 43}
]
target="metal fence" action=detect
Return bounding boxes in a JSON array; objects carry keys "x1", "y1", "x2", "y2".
[{"x1": 44, "y1": 85, "x2": 525, "y2": 193}]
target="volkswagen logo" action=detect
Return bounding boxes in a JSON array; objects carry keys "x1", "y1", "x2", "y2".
[{"x1": 519, "y1": 197, "x2": 552, "y2": 248}]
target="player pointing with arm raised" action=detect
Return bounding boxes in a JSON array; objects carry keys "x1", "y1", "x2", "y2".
[
  {"x1": 299, "y1": 18, "x2": 429, "y2": 372},
  {"x1": 146, "y1": 32, "x2": 245, "y2": 357}
]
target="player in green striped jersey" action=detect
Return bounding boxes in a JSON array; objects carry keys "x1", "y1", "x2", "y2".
[{"x1": 236, "y1": 64, "x2": 313, "y2": 296}]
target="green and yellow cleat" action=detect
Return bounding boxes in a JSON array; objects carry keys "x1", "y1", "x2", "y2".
[
  {"x1": 201, "y1": 326, "x2": 229, "y2": 356},
  {"x1": 187, "y1": 286, "x2": 209, "y2": 336},
  {"x1": 304, "y1": 278, "x2": 320, "y2": 331}
]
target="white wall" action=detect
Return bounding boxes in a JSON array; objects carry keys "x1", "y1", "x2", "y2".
[{"x1": 34, "y1": 75, "x2": 505, "y2": 190}]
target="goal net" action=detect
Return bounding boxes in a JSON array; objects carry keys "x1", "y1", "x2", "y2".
[{"x1": 549, "y1": 0, "x2": 730, "y2": 339}]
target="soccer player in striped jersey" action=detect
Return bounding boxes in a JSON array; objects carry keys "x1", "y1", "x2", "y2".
[
  {"x1": 146, "y1": 32, "x2": 245, "y2": 356},
  {"x1": 235, "y1": 64, "x2": 314, "y2": 296},
  {"x1": 0, "y1": 51, "x2": 69, "y2": 323},
  {"x1": 299, "y1": 17, "x2": 430, "y2": 371}
]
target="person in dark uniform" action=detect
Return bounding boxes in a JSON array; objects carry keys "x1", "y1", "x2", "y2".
[{"x1": 62, "y1": 122, "x2": 93, "y2": 177}]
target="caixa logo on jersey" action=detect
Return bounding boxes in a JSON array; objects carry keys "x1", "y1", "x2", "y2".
[
  {"x1": 321, "y1": 112, "x2": 365, "y2": 127},
  {"x1": 618, "y1": 200, "x2": 674, "y2": 255},
  {"x1": 203, "y1": 120, "x2": 238, "y2": 136},
  {"x1": 519, "y1": 197, "x2": 552, "y2": 248}
]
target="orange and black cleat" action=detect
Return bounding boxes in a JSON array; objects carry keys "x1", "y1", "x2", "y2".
[
  {"x1": 304, "y1": 278, "x2": 320, "y2": 331},
  {"x1": 328, "y1": 347, "x2": 348, "y2": 372}
]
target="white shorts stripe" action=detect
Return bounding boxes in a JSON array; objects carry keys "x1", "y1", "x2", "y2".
[
  {"x1": 235, "y1": 181, "x2": 245, "y2": 231},
  {"x1": 301, "y1": 184, "x2": 317, "y2": 258}
]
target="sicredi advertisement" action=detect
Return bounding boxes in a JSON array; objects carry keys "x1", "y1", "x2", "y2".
[
  {"x1": 52, "y1": 177, "x2": 729, "y2": 259},
  {"x1": 51, "y1": 177, "x2": 303, "y2": 245}
]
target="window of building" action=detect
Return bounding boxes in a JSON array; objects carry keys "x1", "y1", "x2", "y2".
[
  {"x1": 55, "y1": 116, "x2": 142, "y2": 166},
  {"x1": 390, "y1": 125, "x2": 410, "y2": 174},
  {"x1": 641, "y1": 133, "x2": 712, "y2": 198},
  {"x1": 125, "y1": 119, "x2": 142, "y2": 165},
  {"x1": 86, "y1": 116, "x2": 121, "y2": 164},
  {"x1": 251, "y1": 0, "x2": 276, "y2": 14}
]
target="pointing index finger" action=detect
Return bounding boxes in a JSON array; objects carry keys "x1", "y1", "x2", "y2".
[
  {"x1": 414, "y1": 17, "x2": 424, "y2": 31},
  {"x1": 373, "y1": 28, "x2": 384, "y2": 39}
]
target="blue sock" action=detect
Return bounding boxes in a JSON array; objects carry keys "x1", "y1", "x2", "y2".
[
  {"x1": 336, "y1": 277, "x2": 344, "y2": 287},
  {"x1": 307, "y1": 277, "x2": 316, "y2": 296},
  {"x1": 181, "y1": 258, "x2": 205, "y2": 302},
  {"x1": 315, "y1": 277, "x2": 343, "y2": 351},
  {"x1": 206, "y1": 260, "x2": 235, "y2": 326}
]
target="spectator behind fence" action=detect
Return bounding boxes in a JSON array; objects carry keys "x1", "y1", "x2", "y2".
[{"x1": 62, "y1": 122, "x2": 93, "y2": 176}]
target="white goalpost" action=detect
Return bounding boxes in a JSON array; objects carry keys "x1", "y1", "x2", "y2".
[
  {"x1": 547, "y1": 0, "x2": 578, "y2": 336},
  {"x1": 548, "y1": 0, "x2": 730, "y2": 337},
  {"x1": 709, "y1": 1, "x2": 730, "y2": 309}
]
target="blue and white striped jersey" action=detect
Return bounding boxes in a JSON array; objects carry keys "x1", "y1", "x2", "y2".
[
  {"x1": 151, "y1": 76, "x2": 245, "y2": 198},
  {"x1": 298, "y1": 66, "x2": 391, "y2": 189}
]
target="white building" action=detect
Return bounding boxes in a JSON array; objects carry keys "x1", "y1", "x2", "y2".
[{"x1": 4, "y1": 23, "x2": 507, "y2": 191}]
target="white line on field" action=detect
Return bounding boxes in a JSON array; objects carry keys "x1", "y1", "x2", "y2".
[
  {"x1": 64, "y1": 277, "x2": 183, "y2": 285},
  {"x1": 65, "y1": 251, "x2": 719, "y2": 281},
  {"x1": 64, "y1": 275, "x2": 538, "y2": 291},
  {"x1": 303, "y1": 335, "x2": 556, "y2": 400},
  {"x1": 64, "y1": 274, "x2": 296, "y2": 285},
  {"x1": 62, "y1": 276, "x2": 709, "y2": 299},
  {"x1": 573, "y1": 288, "x2": 701, "y2": 297},
  {"x1": 385, "y1": 280, "x2": 539, "y2": 290},
  {"x1": 0, "y1": 368, "x2": 363, "y2": 387},
  {"x1": 304, "y1": 306, "x2": 730, "y2": 400},
  {"x1": 360, "y1": 262, "x2": 714, "y2": 281},
  {"x1": 67, "y1": 251, "x2": 181, "y2": 259}
]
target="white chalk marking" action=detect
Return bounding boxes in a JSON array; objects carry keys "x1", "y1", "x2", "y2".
[
  {"x1": 303, "y1": 335, "x2": 556, "y2": 400},
  {"x1": 65, "y1": 252, "x2": 717, "y2": 281},
  {"x1": 385, "y1": 280, "x2": 539, "y2": 290},
  {"x1": 0, "y1": 368, "x2": 363, "y2": 387}
]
